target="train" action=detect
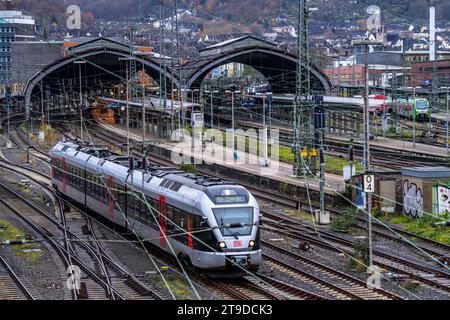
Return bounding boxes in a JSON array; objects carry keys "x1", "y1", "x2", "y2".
[
  {"x1": 50, "y1": 140, "x2": 261, "y2": 277},
  {"x1": 396, "y1": 98, "x2": 431, "y2": 120}
]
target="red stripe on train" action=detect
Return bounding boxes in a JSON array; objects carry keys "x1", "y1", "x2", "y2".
[
  {"x1": 158, "y1": 195, "x2": 167, "y2": 247},
  {"x1": 187, "y1": 214, "x2": 193, "y2": 249}
]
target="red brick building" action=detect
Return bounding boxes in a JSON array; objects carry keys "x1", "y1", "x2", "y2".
[
  {"x1": 410, "y1": 59, "x2": 450, "y2": 87},
  {"x1": 323, "y1": 65, "x2": 384, "y2": 87}
]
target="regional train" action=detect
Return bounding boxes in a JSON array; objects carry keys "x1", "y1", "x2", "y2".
[
  {"x1": 396, "y1": 98, "x2": 431, "y2": 120},
  {"x1": 50, "y1": 140, "x2": 261, "y2": 277}
]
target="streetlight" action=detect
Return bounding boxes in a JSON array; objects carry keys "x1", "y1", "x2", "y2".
[
  {"x1": 352, "y1": 39, "x2": 383, "y2": 270},
  {"x1": 204, "y1": 90, "x2": 219, "y2": 156},
  {"x1": 73, "y1": 60, "x2": 86, "y2": 141},
  {"x1": 118, "y1": 57, "x2": 134, "y2": 157},
  {"x1": 225, "y1": 90, "x2": 240, "y2": 160},
  {"x1": 256, "y1": 92, "x2": 269, "y2": 167},
  {"x1": 132, "y1": 51, "x2": 152, "y2": 155}
]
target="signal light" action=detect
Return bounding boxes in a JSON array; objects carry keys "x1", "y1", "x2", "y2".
[
  {"x1": 249, "y1": 240, "x2": 255, "y2": 247},
  {"x1": 219, "y1": 242, "x2": 226, "y2": 248}
]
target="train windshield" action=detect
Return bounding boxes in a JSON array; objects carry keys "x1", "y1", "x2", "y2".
[
  {"x1": 416, "y1": 100, "x2": 429, "y2": 110},
  {"x1": 213, "y1": 207, "x2": 254, "y2": 236}
]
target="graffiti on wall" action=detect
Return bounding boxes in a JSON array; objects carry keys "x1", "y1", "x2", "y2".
[
  {"x1": 403, "y1": 180, "x2": 423, "y2": 218},
  {"x1": 437, "y1": 185, "x2": 450, "y2": 216}
]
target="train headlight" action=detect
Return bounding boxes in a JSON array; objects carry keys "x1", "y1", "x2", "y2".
[
  {"x1": 249, "y1": 240, "x2": 255, "y2": 248},
  {"x1": 219, "y1": 242, "x2": 226, "y2": 249}
]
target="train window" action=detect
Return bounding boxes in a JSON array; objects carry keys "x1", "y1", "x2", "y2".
[
  {"x1": 166, "y1": 207, "x2": 174, "y2": 233},
  {"x1": 193, "y1": 215, "x2": 217, "y2": 252},
  {"x1": 144, "y1": 197, "x2": 157, "y2": 224},
  {"x1": 213, "y1": 207, "x2": 254, "y2": 236},
  {"x1": 139, "y1": 198, "x2": 146, "y2": 215}
]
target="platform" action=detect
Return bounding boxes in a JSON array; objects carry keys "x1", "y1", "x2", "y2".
[
  {"x1": 331, "y1": 134, "x2": 449, "y2": 158},
  {"x1": 94, "y1": 120, "x2": 345, "y2": 195}
]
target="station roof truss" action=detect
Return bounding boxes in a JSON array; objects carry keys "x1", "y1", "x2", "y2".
[
  {"x1": 181, "y1": 35, "x2": 332, "y2": 94},
  {"x1": 24, "y1": 37, "x2": 178, "y2": 109}
]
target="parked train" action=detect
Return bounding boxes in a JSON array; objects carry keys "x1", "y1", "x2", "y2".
[
  {"x1": 50, "y1": 141, "x2": 261, "y2": 277},
  {"x1": 396, "y1": 98, "x2": 431, "y2": 120}
]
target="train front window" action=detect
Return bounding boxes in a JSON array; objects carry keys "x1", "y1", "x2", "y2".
[
  {"x1": 416, "y1": 101, "x2": 428, "y2": 110},
  {"x1": 213, "y1": 207, "x2": 253, "y2": 236}
]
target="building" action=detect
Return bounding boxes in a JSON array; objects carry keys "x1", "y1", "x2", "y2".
[
  {"x1": 210, "y1": 62, "x2": 245, "y2": 79},
  {"x1": 323, "y1": 64, "x2": 388, "y2": 87},
  {"x1": 410, "y1": 59, "x2": 450, "y2": 88},
  {"x1": 402, "y1": 167, "x2": 450, "y2": 219},
  {"x1": 0, "y1": 10, "x2": 36, "y2": 96}
]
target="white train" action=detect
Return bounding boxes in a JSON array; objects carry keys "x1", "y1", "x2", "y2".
[{"x1": 50, "y1": 141, "x2": 261, "y2": 277}]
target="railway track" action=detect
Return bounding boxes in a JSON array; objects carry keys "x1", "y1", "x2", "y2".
[
  {"x1": 0, "y1": 254, "x2": 35, "y2": 300},
  {"x1": 262, "y1": 241, "x2": 400, "y2": 300},
  {"x1": 82, "y1": 121, "x2": 450, "y2": 260},
  {"x1": 64, "y1": 120, "x2": 445, "y2": 298},
  {"x1": 0, "y1": 147, "x2": 165, "y2": 300},
  {"x1": 262, "y1": 214, "x2": 450, "y2": 297}
]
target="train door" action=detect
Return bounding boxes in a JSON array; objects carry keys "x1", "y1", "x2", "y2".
[
  {"x1": 158, "y1": 195, "x2": 167, "y2": 247},
  {"x1": 108, "y1": 176, "x2": 114, "y2": 220}
]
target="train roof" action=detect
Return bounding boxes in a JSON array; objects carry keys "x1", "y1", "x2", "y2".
[{"x1": 50, "y1": 140, "x2": 242, "y2": 195}]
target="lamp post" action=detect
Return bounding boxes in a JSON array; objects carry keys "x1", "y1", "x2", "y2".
[
  {"x1": 132, "y1": 51, "x2": 152, "y2": 155},
  {"x1": 204, "y1": 90, "x2": 219, "y2": 156},
  {"x1": 225, "y1": 90, "x2": 240, "y2": 159},
  {"x1": 256, "y1": 93, "x2": 269, "y2": 167},
  {"x1": 118, "y1": 57, "x2": 134, "y2": 157},
  {"x1": 74, "y1": 61, "x2": 86, "y2": 141}
]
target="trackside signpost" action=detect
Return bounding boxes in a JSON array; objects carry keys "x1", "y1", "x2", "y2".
[{"x1": 363, "y1": 174, "x2": 375, "y2": 193}]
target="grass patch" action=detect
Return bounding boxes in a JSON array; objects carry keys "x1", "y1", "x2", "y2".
[
  {"x1": 180, "y1": 163, "x2": 198, "y2": 174},
  {"x1": 402, "y1": 280, "x2": 420, "y2": 292},
  {"x1": 347, "y1": 238, "x2": 370, "y2": 273},
  {"x1": 156, "y1": 276, "x2": 195, "y2": 300},
  {"x1": 387, "y1": 214, "x2": 450, "y2": 244},
  {"x1": 282, "y1": 209, "x2": 313, "y2": 221},
  {"x1": 0, "y1": 220, "x2": 43, "y2": 262},
  {"x1": 28, "y1": 124, "x2": 60, "y2": 149},
  {"x1": 209, "y1": 128, "x2": 360, "y2": 175},
  {"x1": 330, "y1": 211, "x2": 358, "y2": 233}
]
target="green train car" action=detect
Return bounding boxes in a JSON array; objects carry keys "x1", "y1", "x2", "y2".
[{"x1": 397, "y1": 98, "x2": 431, "y2": 120}]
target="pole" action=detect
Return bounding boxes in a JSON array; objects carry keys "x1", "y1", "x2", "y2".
[
  {"x1": 447, "y1": 89, "x2": 449, "y2": 155},
  {"x1": 191, "y1": 90, "x2": 195, "y2": 151},
  {"x1": 40, "y1": 79, "x2": 44, "y2": 129},
  {"x1": 262, "y1": 96, "x2": 268, "y2": 166},
  {"x1": 141, "y1": 61, "x2": 146, "y2": 153},
  {"x1": 211, "y1": 90, "x2": 215, "y2": 156},
  {"x1": 6, "y1": 87, "x2": 10, "y2": 137},
  {"x1": 26, "y1": 110, "x2": 30, "y2": 163},
  {"x1": 364, "y1": 44, "x2": 373, "y2": 269},
  {"x1": 232, "y1": 92, "x2": 235, "y2": 155},
  {"x1": 126, "y1": 60, "x2": 130, "y2": 157},
  {"x1": 319, "y1": 145, "x2": 325, "y2": 216},
  {"x1": 79, "y1": 63, "x2": 83, "y2": 141},
  {"x1": 413, "y1": 87, "x2": 416, "y2": 147}
]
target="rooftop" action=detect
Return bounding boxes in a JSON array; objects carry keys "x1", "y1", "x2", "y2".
[{"x1": 402, "y1": 167, "x2": 450, "y2": 179}]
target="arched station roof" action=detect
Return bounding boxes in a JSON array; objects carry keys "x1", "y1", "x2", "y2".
[
  {"x1": 24, "y1": 37, "x2": 176, "y2": 113},
  {"x1": 182, "y1": 35, "x2": 332, "y2": 94}
]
